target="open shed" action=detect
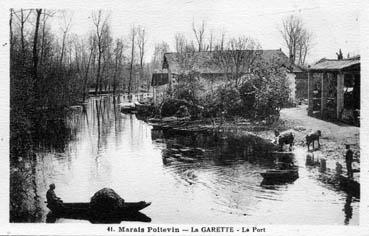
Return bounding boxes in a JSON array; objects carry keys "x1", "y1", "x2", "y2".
[{"x1": 307, "y1": 56, "x2": 360, "y2": 125}]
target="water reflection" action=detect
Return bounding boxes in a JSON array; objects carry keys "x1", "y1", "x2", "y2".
[
  {"x1": 46, "y1": 210, "x2": 151, "y2": 224},
  {"x1": 344, "y1": 195, "x2": 353, "y2": 225},
  {"x1": 10, "y1": 95, "x2": 359, "y2": 224}
]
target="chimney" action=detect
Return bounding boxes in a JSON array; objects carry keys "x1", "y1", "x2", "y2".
[
  {"x1": 289, "y1": 54, "x2": 294, "y2": 65},
  {"x1": 336, "y1": 49, "x2": 343, "y2": 60}
]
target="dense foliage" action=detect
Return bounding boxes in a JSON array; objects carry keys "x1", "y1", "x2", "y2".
[{"x1": 169, "y1": 60, "x2": 291, "y2": 122}]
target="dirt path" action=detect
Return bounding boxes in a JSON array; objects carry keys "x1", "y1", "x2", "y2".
[
  {"x1": 280, "y1": 105, "x2": 359, "y2": 146},
  {"x1": 278, "y1": 105, "x2": 360, "y2": 181},
  {"x1": 279, "y1": 105, "x2": 359, "y2": 151}
]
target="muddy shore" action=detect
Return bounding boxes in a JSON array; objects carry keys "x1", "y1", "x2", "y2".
[{"x1": 148, "y1": 105, "x2": 360, "y2": 183}]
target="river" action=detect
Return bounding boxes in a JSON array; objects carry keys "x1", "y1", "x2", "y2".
[{"x1": 10, "y1": 95, "x2": 359, "y2": 224}]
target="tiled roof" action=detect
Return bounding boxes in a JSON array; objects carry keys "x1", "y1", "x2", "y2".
[
  {"x1": 163, "y1": 49, "x2": 300, "y2": 74},
  {"x1": 309, "y1": 57, "x2": 360, "y2": 71}
]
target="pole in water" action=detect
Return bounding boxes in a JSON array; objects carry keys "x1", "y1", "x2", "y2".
[
  {"x1": 306, "y1": 152, "x2": 314, "y2": 166},
  {"x1": 320, "y1": 158, "x2": 327, "y2": 172}
]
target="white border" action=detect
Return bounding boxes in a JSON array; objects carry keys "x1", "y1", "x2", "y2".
[{"x1": 0, "y1": 0, "x2": 368, "y2": 235}]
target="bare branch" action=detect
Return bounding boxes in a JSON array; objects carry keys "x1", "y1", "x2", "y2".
[
  {"x1": 192, "y1": 19, "x2": 206, "y2": 52},
  {"x1": 279, "y1": 15, "x2": 313, "y2": 66}
]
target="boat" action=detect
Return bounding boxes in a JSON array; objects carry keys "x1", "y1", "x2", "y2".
[
  {"x1": 134, "y1": 101, "x2": 151, "y2": 113},
  {"x1": 260, "y1": 167, "x2": 299, "y2": 183},
  {"x1": 46, "y1": 201, "x2": 151, "y2": 223},
  {"x1": 47, "y1": 201, "x2": 151, "y2": 216},
  {"x1": 119, "y1": 102, "x2": 136, "y2": 113}
]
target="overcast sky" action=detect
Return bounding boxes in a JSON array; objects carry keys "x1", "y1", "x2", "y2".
[{"x1": 12, "y1": 0, "x2": 362, "y2": 63}]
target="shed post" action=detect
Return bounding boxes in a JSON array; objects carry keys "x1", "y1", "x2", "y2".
[
  {"x1": 321, "y1": 72, "x2": 328, "y2": 119},
  {"x1": 168, "y1": 68, "x2": 172, "y2": 98},
  {"x1": 336, "y1": 71, "x2": 344, "y2": 119},
  {"x1": 153, "y1": 86, "x2": 157, "y2": 104},
  {"x1": 308, "y1": 71, "x2": 313, "y2": 116}
]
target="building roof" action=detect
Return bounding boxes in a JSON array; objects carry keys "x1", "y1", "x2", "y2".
[
  {"x1": 163, "y1": 49, "x2": 301, "y2": 74},
  {"x1": 309, "y1": 56, "x2": 360, "y2": 72}
]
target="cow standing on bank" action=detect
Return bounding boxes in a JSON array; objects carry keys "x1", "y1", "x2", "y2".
[
  {"x1": 274, "y1": 130, "x2": 294, "y2": 151},
  {"x1": 306, "y1": 130, "x2": 322, "y2": 151}
]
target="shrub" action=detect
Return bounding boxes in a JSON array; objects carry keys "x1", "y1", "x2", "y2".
[
  {"x1": 160, "y1": 98, "x2": 202, "y2": 118},
  {"x1": 215, "y1": 85, "x2": 243, "y2": 117},
  {"x1": 173, "y1": 72, "x2": 204, "y2": 105}
]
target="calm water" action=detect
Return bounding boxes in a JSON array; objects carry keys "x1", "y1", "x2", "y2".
[{"x1": 11, "y1": 95, "x2": 359, "y2": 224}]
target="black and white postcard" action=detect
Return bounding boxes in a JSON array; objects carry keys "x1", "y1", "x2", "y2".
[{"x1": 0, "y1": 0, "x2": 368, "y2": 235}]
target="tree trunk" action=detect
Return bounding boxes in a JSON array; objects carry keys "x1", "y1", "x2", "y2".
[
  {"x1": 32, "y1": 9, "x2": 42, "y2": 107},
  {"x1": 33, "y1": 9, "x2": 42, "y2": 85},
  {"x1": 82, "y1": 47, "x2": 93, "y2": 102},
  {"x1": 128, "y1": 35, "x2": 135, "y2": 97},
  {"x1": 9, "y1": 9, "x2": 13, "y2": 61},
  {"x1": 60, "y1": 33, "x2": 67, "y2": 66},
  {"x1": 21, "y1": 10, "x2": 25, "y2": 58},
  {"x1": 113, "y1": 56, "x2": 119, "y2": 95},
  {"x1": 40, "y1": 17, "x2": 46, "y2": 67},
  {"x1": 95, "y1": 47, "x2": 102, "y2": 95}
]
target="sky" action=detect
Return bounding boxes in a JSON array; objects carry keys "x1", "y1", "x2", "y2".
[
  {"x1": 8, "y1": 0, "x2": 363, "y2": 63},
  {"x1": 46, "y1": 0, "x2": 361, "y2": 64}
]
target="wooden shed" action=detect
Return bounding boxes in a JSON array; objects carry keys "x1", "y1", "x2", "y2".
[
  {"x1": 307, "y1": 56, "x2": 360, "y2": 125},
  {"x1": 151, "y1": 73, "x2": 169, "y2": 103}
]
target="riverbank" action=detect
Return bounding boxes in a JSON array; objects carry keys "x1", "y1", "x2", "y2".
[
  {"x1": 148, "y1": 104, "x2": 360, "y2": 180},
  {"x1": 10, "y1": 96, "x2": 359, "y2": 224}
]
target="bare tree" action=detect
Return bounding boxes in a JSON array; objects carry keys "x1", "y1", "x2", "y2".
[
  {"x1": 137, "y1": 26, "x2": 146, "y2": 90},
  {"x1": 112, "y1": 38, "x2": 125, "y2": 94},
  {"x1": 39, "y1": 10, "x2": 56, "y2": 67},
  {"x1": 205, "y1": 30, "x2": 226, "y2": 52},
  {"x1": 31, "y1": 8, "x2": 42, "y2": 107},
  {"x1": 10, "y1": 9, "x2": 14, "y2": 57},
  {"x1": 212, "y1": 36, "x2": 260, "y2": 88},
  {"x1": 137, "y1": 26, "x2": 146, "y2": 70},
  {"x1": 128, "y1": 25, "x2": 137, "y2": 97},
  {"x1": 74, "y1": 35, "x2": 95, "y2": 101},
  {"x1": 13, "y1": 9, "x2": 32, "y2": 60},
  {"x1": 59, "y1": 10, "x2": 73, "y2": 66},
  {"x1": 174, "y1": 33, "x2": 187, "y2": 53},
  {"x1": 192, "y1": 20, "x2": 206, "y2": 52},
  {"x1": 280, "y1": 15, "x2": 312, "y2": 66},
  {"x1": 219, "y1": 32, "x2": 225, "y2": 51},
  {"x1": 151, "y1": 41, "x2": 170, "y2": 71},
  {"x1": 92, "y1": 10, "x2": 110, "y2": 95},
  {"x1": 297, "y1": 29, "x2": 312, "y2": 65},
  {"x1": 33, "y1": 9, "x2": 42, "y2": 81},
  {"x1": 207, "y1": 30, "x2": 214, "y2": 52},
  {"x1": 99, "y1": 23, "x2": 113, "y2": 92}
]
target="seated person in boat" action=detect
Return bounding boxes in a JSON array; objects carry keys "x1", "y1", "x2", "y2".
[{"x1": 46, "y1": 183, "x2": 63, "y2": 209}]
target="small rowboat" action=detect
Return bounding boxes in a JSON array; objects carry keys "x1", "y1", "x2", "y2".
[
  {"x1": 119, "y1": 102, "x2": 136, "y2": 113},
  {"x1": 260, "y1": 168, "x2": 299, "y2": 183},
  {"x1": 46, "y1": 201, "x2": 151, "y2": 223},
  {"x1": 48, "y1": 201, "x2": 150, "y2": 214}
]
